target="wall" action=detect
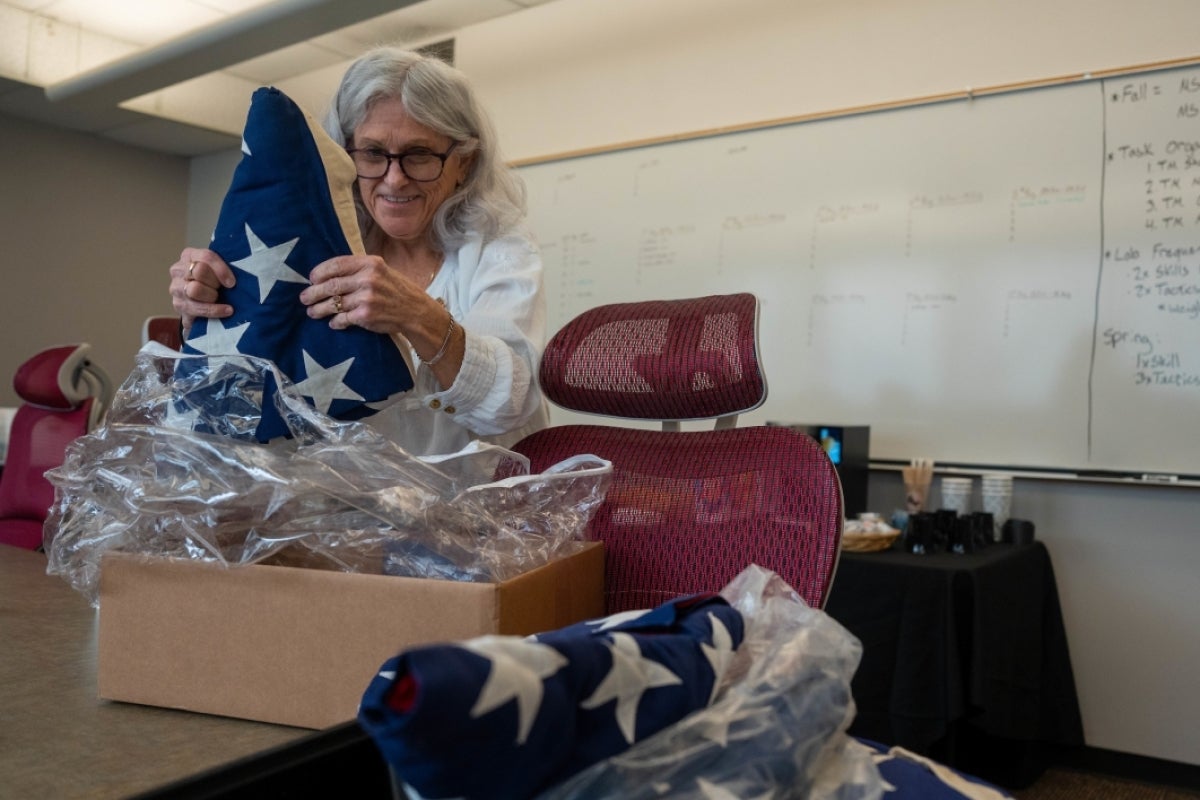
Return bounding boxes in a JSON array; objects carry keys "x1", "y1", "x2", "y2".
[
  {"x1": 0, "y1": 113, "x2": 188, "y2": 406},
  {"x1": 457, "y1": 0, "x2": 1200, "y2": 164},
  {"x1": 186, "y1": 149, "x2": 240, "y2": 246},
  {"x1": 182, "y1": 0, "x2": 1200, "y2": 766}
]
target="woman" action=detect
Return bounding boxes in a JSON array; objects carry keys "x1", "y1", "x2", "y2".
[{"x1": 168, "y1": 48, "x2": 549, "y2": 454}]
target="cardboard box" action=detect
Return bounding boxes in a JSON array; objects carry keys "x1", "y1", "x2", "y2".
[{"x1": 98, "y1": 542, "x2": 604, "y2": 729}]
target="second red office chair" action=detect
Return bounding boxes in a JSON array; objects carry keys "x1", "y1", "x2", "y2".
[
  {"x1": 141, "y1": 315, "x2": 184, "y2": 350},
  {"x1": 0, "y1": 344, "x2": 112, "y2": 551},
  {"x1": 512, "y1": 293, "x2": 843, "y2": 614}
]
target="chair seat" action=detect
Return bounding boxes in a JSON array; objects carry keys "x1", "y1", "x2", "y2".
[{"x1": 514, "y1": 423, "x2": 843, "y2": 612}]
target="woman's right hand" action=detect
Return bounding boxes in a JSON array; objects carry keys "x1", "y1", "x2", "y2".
[{"x1": 170, "y1": 248, "x2": 236, "y2": 333}]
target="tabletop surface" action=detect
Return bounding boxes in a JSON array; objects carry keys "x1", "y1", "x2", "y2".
[
  {"x1": 834, "y1": 540, "x2": 1034, "y2": 571},
  {"x1": 0, "y1": 544, "x2": 311, "y2": 799}
]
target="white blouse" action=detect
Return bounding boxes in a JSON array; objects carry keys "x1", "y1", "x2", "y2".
[{"x1": 366, "y1": 229, "x2": 551, "y2": 456}]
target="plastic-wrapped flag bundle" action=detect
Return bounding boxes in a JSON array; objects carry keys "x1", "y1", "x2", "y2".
[
  {"x1": 360, "y1": 564, "x2": 886, "y2": 800},
  {"x1": 44, "y1": 343, "x2": 611, "y2": 605},
  {"x1": 360, "y1": 564, "x2": 1014, "y2": 798}
]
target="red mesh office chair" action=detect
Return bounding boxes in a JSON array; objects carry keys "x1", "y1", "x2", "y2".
[
  {"x1": 141, "y1": 315, "x2": 183, "y2": 350},
  {"x1": 0, "y1": 344, "x2": 112, "y2": 551},
  {"x1": 512, "y1": 293, "x2": 843, "y2": 614}
]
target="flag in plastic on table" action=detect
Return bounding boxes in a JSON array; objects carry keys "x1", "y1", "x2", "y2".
[
  {"x1": 183, "y1": 86, "x2": 413, "y2": 442},
  {"x1": 358, "y1": 593, "x2": 745, "y2": 799}
]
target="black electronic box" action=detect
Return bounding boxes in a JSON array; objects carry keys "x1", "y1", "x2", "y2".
[{"x1": 767, "y1": 422, "x2": 870, "y2": 518}]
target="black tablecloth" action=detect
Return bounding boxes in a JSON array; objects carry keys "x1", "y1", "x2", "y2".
[{"x1": 824, "y1": 542, "x2": 1084, "y2": 789}]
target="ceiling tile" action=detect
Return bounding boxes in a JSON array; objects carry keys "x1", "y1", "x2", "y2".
[
  {"x1": 273, "y1": 62, "x2": 351, "y2": 120},
  {"x1": 199, "y1": 0, "x2": 277, "y2": 13},
  {"x1": 225, "y1": 41, "x2": 351, "y2": 85},
  {"x1": 123, "y1": 71, "x2": 261, "y2": 135},
  {"x1": 310, "y1": 0, "x2": 519, "y2": 53},
  {"x1": 3, "y1": 0, "x2": 56, "y2": 10},
  {"x1": 0, "y1": 6, "x2": 32, "y2": 80},
  {"x1": 26, "y1": 14, "x2": 84, "y2": 83},
  {"x1": 34, "y1": 0, "x2": 229, "y2": 46}
]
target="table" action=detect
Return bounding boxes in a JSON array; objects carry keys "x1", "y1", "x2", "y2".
[
  {"x1": 0, "y1": 544, "x2": 314, "y2": 799},
  {"x1": 824, "y1": 541, "x2": 1084, "y2": 789}
]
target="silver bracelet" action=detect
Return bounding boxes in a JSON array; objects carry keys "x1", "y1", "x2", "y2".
[{"x1": 424, "y1": 310, "x2": 456, "y2": 366}]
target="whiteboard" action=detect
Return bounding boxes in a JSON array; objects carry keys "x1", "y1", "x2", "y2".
[{"x1": 518, "y1": 65, "x2": 1200, "y2": 478}]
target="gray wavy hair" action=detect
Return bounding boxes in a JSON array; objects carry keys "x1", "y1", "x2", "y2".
[{"x1": 322, "y1": 47, "x2": 526, "y2": 251}]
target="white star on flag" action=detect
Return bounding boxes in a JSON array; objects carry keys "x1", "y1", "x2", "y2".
[
  {"x1": 873, "y1": 747, "x2": 1009, "y2": 799},
  {"x1": 290, "y1": 351, "x2": 364, "y2": 413},
  {"x1": 464, "y1": 636, "x2": 569, "y2": 745},
  {"x1": 588, "y1": 609, "x2": 654, "y2": 632},
  {"x1": 701, "y1": 612, "x2": 737, "y2": 703},
  {"x1": 233, "y1": 224, "x2": 307, "y2": 303},
  {"x1": 187, "y1": 317, "x2": 250, "y2": 355},
  {"x1": 689, "y1": 684, "x2": 766, "y2": 751},
  {"x1": 697, "y1": 777, "x2": 774, "y2": 800},
  {"x1": 581, "y1": 632, "x2": 683, "y2": 744}
]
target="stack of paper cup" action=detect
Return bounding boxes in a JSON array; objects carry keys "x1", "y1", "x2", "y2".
[
  {"x1": 981, "y1": 474, "x2": 1013, "y2": 541},
  {"x1": 939, "y1": 476, "x2": 973, "y2": 515}
]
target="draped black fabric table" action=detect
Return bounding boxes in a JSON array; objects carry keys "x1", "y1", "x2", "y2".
[{"x1": 824, "y1": 541, "x2": 1084, "y2": 789}]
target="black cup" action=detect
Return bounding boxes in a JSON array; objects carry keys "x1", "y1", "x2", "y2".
[
  {"x1": 903, "y1": 512, "x2": 934, "y2": 554},
  {"x1": 1002, "y1": 518, "x2": 1036, "y2": 545},
  {"x1": 950, "y1": 515, "x2": 975, "y2": 554},
  {"x1": 968, "y1": 511, "x2": 994, "y2": 549}
]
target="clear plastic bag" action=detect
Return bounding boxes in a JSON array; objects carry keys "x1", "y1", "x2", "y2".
[
  {"x1": 45, "y1": 343, "x2": 611, "y2": 604},
  {"x1": 532, "y1": 565, "x2": 884, "y2": 800}
]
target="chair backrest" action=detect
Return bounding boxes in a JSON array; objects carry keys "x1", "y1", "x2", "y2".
[
  {"x1": 537, "y1": 292, "x2": 766, "y2": 430},
  {"x1": 513, "y1": 294, "x2": 843, "y2": 613},
  {"x1": 0, "y1": 344, "x2": 112, "y2": 551}
]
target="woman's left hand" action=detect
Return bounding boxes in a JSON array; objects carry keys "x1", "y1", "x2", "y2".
[
  {"x1": 302, "y1": 253, "x2": 464, "y2": 384},
  {"x1": 301, "y1": 254, "x2": 428, "y2": 334}
]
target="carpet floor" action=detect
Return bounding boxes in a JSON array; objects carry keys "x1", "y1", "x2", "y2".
[{"x1": 1014, "y1": 768, "x2": 1200, "y2": 800}]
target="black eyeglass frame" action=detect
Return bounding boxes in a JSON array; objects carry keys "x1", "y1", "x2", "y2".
[{"x1": 345, "y1": 141, "x2": 460, "y2": 182}]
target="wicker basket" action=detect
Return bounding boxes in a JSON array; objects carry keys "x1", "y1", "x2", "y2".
[{"x1": 841, "y1": 528, "x2": 901, "y2": 553}]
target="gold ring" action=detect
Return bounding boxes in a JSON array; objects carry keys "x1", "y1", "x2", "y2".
[
  {"x1": 187, "y1": 260, "x2": 197, "y2": 280},
  {"x1": 333, "y1": 295, "x2": 343, "y2": 314}
]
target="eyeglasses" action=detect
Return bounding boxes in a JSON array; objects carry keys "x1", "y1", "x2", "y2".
[{"x1": 346, "y1": 142, "x2": 460, "y2": 181}]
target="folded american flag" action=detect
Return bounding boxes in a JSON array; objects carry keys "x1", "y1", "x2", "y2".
[
  {"x1": 183, "y1": 87, "x2": 413, "y2": 442},
  {"x1": 358, "y1": 594, "x2": 745, "y2": 799}
]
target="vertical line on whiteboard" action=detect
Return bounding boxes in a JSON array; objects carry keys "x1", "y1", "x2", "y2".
[{"x1": 1087, "y1": 80, "x2": 1109, "y2": 462}]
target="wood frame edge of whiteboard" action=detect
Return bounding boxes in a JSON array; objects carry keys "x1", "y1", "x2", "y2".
[{"x1": 868, "y1": 462, "x2": 1200, "y2": 489}]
